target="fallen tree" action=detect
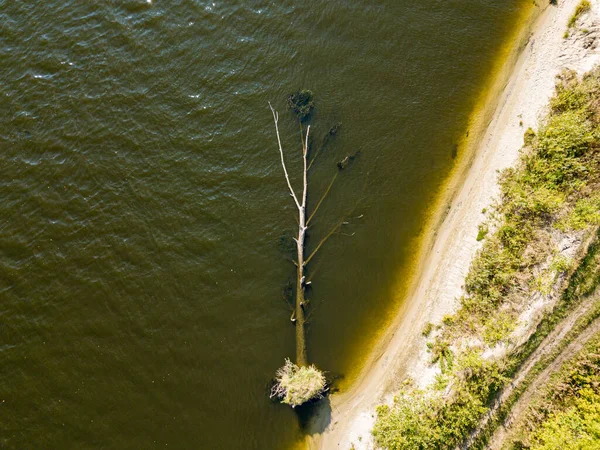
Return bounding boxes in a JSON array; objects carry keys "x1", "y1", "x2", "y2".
[{"x1": 268, "y1": 91, "x2": 352, "y2": 407}]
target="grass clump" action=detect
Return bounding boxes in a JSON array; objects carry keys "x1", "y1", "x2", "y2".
[
  {"x1": 421, "y1": 322, "x2": 434, "y2": 337},
  {"x1": 270, "y1": 359, "x2": 326, "y2": 408},
  {"x1": 568, "y1": 0, "x2": 591, "y2": 28}
]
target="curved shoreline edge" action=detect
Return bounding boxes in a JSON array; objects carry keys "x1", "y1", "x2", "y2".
[{"x1": 307, "y1": 0, "x2": 600, "y2": 448}]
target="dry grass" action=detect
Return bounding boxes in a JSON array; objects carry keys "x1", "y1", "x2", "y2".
[{"x1": 568, "y1": 0, "x2": 592, "y2": 28}]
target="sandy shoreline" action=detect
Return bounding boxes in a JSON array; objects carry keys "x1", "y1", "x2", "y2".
[{"x1": 308, "y1": 1, "x2": 600, "y2": 448}]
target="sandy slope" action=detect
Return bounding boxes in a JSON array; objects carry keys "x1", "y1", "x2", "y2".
[{"x1": 308, "y1": 1, "x2": 600, "y2": 449}]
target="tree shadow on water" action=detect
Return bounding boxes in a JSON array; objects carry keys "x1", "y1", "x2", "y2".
[{"x1": 295, "y1": 395, "x2": 332, "y2": 435}]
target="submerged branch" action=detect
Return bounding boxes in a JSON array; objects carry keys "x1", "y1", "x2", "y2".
[
  {"x1": 307, "y1": 172, "x2": 338, "y2": 225},
  {"x1": 304, "y1": 219, "x2": 346, "y2": 266}
]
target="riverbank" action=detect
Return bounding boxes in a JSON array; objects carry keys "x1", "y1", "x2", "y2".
[{"x1": 309, "y1": 0, "x2": 600, "y2": 448}]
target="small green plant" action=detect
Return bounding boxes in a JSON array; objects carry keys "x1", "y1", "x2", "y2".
[
  {"x1": 550, "y1": 254, "x2": 573, "y2": 273},
  {"x1": 270, "y1": 359, "x2": 326, "y2": 407},
  {"x1": 422, "y1": 322, "x2": 434, "y2": 337},
  {"x1": 568, "y1": 0, "x2": 591, "y2": 28},
  {"x1": 534, "y1": 273, "x2": 554, "y2": 295},
  {"x1": 442, "y1": 314, "x2": 455, "y2": 326},
  {"x1": 524, "y1": 127, "x2": 536, "y2": 145},
  {"x1": 477, "y1": 223, "x2": 489, "y2": 241}
]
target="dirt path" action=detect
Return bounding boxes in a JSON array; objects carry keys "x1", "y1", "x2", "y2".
[{"x1": 484, "y1": 295, "x2": 600, "y2": 450}]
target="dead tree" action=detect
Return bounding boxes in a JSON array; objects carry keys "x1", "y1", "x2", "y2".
[
  {"x1": 269, "y1": 96, "x2": 350, "y2": 369},
  {"x1": 270, "y1": 102, "x2": 310, "y2": 366}
]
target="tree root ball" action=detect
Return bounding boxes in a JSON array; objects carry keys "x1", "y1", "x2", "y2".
[
  {"x1": 287, "y1": 90, "x2": 314, "y2": 122},
  {"x1": 270, "y1": 359, "x2": 326, "y2": 408}
]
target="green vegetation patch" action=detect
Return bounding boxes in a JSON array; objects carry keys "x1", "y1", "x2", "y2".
[
  {"x1": 510, "y1": 334, "x2": 600, "y2": 449},
  {"x1": 373, "y1": 352, "x2": 505, "y2": 450}
]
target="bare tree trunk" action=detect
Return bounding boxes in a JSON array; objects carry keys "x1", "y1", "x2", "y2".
[
  {"x1": 270, "y1": 103, "x2": 309, "y2": 366},
  {"x1": 295, "y1": 125, "x2": 309, "y2": 367}
]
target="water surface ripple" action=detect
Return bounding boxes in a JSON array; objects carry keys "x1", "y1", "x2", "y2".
[{"x1": 1, "y1": 1, "x2": 527, "y2": 448}]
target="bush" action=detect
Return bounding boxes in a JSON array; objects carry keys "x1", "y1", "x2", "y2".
[
  {"x1": 422, "y1": 322, "x2": 434, "y2": 337},
  {"x1": 270, "y1": 359, "x2": 326, "y2": 407}
]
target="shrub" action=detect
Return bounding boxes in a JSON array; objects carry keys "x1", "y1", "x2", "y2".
[
  {"x1": 477, "y1": 223, "x2": 489, "y2": 241},
  {"x1": 270, "y1": 359, "x2": 326, "y2": 407},
  {"x1": 483, "y1": 311, "x2": 516, "y2": 345},
  {"x1": 524, "y1": 127, "x2": 537, "y2": 146}
]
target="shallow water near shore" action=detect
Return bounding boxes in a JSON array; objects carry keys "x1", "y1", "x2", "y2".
[{"x1": 1, "y1": 1, "x2": 530, "y2": 448}]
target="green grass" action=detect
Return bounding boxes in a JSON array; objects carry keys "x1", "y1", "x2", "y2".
[
  {"x1": 568, "y1": 0, "x2": 591, "y2": 29},
  {"x1": 511, "y1": 334, "x2": 600, "y2": 449},
  {"x1": 530, "y1": 389, "x2": 600, "y2": 449}
]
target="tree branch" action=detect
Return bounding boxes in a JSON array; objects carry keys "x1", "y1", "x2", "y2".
[
  {"x1": 269, "y1": 102, "x2": 301, "y2": 211},
  {"x1": 302, "y1": 125, "x2": 310, "y2": 209},
  {"x1": 304, "y1": 219, "x2": 345, "y2": 266},
  {"x1": 307, "y1": 172, "x2": 338, "y2": 225}
]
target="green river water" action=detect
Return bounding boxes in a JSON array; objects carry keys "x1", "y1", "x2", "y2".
[{"x1": 1, "y1": 1, "x2": 530, "y2": 448}]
